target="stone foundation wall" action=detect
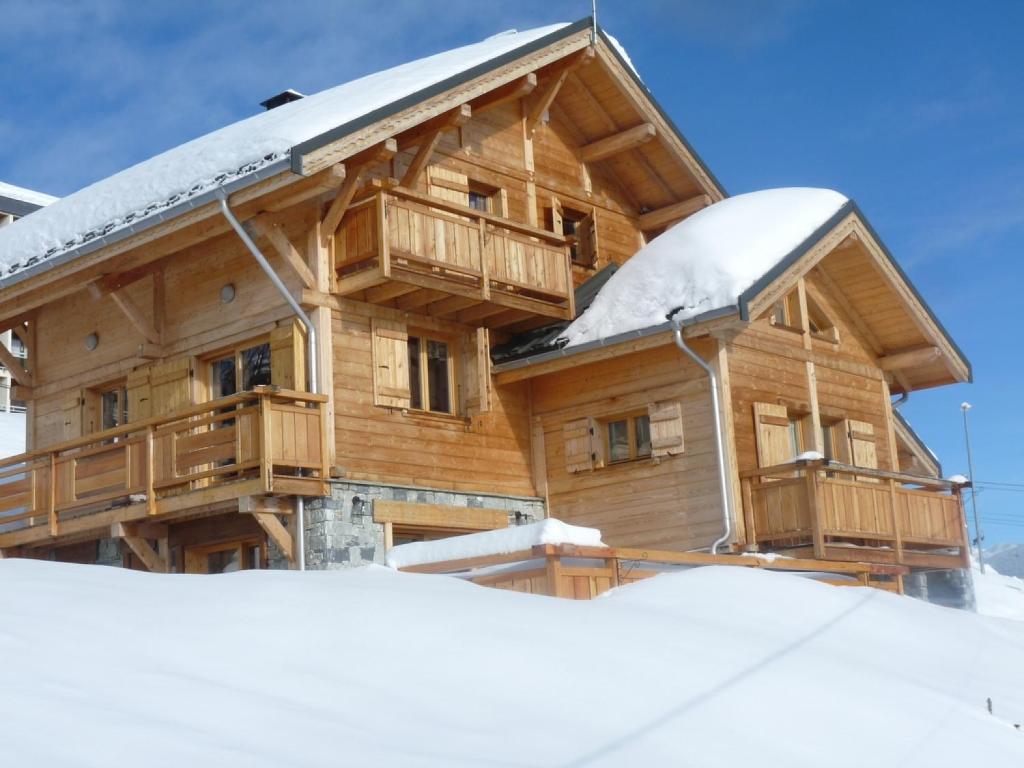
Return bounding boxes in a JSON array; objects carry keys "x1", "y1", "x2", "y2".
[
  {"x1": 904, "y1": 568, "x2": 976, "y2": 612},
  {"x1": 299, "y1": 480, "x2": 546, "y2": 570}
]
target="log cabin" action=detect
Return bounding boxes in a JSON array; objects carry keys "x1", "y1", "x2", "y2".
[{"x1": 0, "y1": 19, "x2": 973, "y2": 604}]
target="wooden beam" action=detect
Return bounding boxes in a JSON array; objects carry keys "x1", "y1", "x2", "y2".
[
  {"x1": 471, "y1": 73, "x2": 537, "y2": 112},
  {"x1": 639, "y1": 194, "x2": 711, "y2": 231},
  {"x1": 400, "y1": 129, "x2": 443, "y2": 188},
  {"x1": 0, "y1": 343, "x2": 31, "y2": 386},
  {"x1": 248, "y1": 218, "x2": 316, "y2": 290},
  {"x1": 580, "y1": 123, "x2": 656, "y2": 163},
  {"x1": 396, "y1": 288, "x2": 449, "y2": 311},
  {"x1": 265, "y1": 163, "x2": 346, "y2": 213},
  {"x1": 396, "y1": 104, "x2": 472, "y2": 152},
  {"x1": 112, "y1": 523, "x2": 169, "y2": 573},
  {"x1": 526, "y1": 69, "x2": 570, "y2": 136},
  {"x1": 321, "y1": 138, "x2": 397, "y2": 245},
  {"x1": 427, "y1": 295, "x2": 481, "y2": 317},
  {"x1": 878, "y1": 346, "x2": 941, "y2": 371},
  {"x1": 364, "y1": 282, "x2": 418, "y2": 304},
  {"x1": 89, "y1": 281, "x2": 161, "y2": 345},
  {"x1": 455, "y1": 303, "x2": 506, "y2": 325},
  {"x1": 250, "y1": 511, "x2": 295, "y2": 564}
]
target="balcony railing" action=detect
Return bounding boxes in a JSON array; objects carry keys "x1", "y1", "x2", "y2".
[
  {"x1": 334, "y1": 186, "x2": 575, "y2": 325},
  {"x1": 0, "y1": 387, "x2": 329, "y2": 549},
  {"x1": 740, "y1": 459, "x2": 969, "y2": 569}
]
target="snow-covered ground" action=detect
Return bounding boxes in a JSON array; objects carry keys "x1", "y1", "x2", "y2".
[
  {"x1": 974, "y1": 559, "x2": 1024, "y2": 621},
  {"x1": 1, "y1": 560, "x2": 1022, "y2": 766},
  {"x1": 0, "y1": 410, "x2": 26, "y2": 457}
]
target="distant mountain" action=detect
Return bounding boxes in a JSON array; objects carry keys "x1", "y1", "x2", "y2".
[{"x1": 986, "y1": 543, "x2": 1024, "y2": 578}]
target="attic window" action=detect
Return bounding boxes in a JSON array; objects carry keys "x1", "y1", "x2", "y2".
[
  {"x1": 806, "y1": 294, "x2": 839, "y2": 343},
  {"x1": 549, "y1": 197, "x2": 597, "y2": 268}
]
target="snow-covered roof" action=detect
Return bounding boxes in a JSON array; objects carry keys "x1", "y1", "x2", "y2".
[
  {"x1": 0, "y1": 23, "x2": 573, "y2": 284},
  {"x1": 386, "y1": 518, "x2": 605, "y2": 569},
  {"x1": 0, "y1": 181, "x2": 58, "y2": 214},
  {"x1": 561, "y1": 188, "x2": 849, "y2": 347}
]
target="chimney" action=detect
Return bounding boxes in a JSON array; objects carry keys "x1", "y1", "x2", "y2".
[{"x1": 260, "y1": 89, "x2": 305, "y2": 111}]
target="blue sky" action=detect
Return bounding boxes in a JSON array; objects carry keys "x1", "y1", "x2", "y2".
[{"x1": 2, "y1": 1, "x2": 1021, "y2": 544}]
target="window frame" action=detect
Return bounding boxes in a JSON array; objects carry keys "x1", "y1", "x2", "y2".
[
  {"x1": 203, "y1": 338, "x2": 272, "y2": 402},
  {"x1": 406, "y1": 330, "x2": 456, "y2": 416},
  {"x1": 603, "y1": 411, "x2": 653, "y2": 465}
]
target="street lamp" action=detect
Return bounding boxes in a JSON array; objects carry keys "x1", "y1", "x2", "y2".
[{"x1": 961, "y1": 402, "x2": 984, "y2": 574}]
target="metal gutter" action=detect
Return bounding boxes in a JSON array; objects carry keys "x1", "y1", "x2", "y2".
[
  {"x1": 218, "y1": 192, "x2": 316, "y2": 572},
  {"x1": 0, "y1": 157, "x2": 291, "y2": 291},
  {"x1": 0, "y1": 196, "x2": 47, "y2": 219},
  {"x1": 491, "y1": 305, "x2": 739, "y2": 373}
]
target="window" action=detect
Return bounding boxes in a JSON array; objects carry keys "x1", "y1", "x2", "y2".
[
  {"x1": 407, "y1": 335, "x2": 453, "y2": 414},
  {"x1": 208, "y1": 342, "x2": 271, "y2": 399},
  {"x1": 806, "y1": 294, "x2": 839, "y2": 343},
  {"x1": 468, "y1": 181, "x2": 500, "y2": 214},
  {"x1": 100, "y1": 386, "x2": 128, "y2": 431},
  {"x1": 550, "y1": 198, "x2": 597, "y2": 267},
  {"x1": 606, "y1": 414, "x2": 653, "y2": 463}
]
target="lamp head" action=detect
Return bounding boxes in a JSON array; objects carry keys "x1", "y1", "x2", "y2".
[{"x1": 960, "y1": 402, "x2": 972, "y2": 411}]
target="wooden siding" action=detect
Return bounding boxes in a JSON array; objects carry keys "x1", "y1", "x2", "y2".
[
  {"x1": 331, "y1": 304, "x2": 535, "y2": 496},
  {"x1": 530, "y1": 341, "x2": 724, "y2": 551}
]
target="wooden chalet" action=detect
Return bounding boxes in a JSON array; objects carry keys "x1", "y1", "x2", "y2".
[{"x1": 0, "y1": 20, "x2": 972, "y2": 600}]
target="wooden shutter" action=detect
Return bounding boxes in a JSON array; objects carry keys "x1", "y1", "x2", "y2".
[
  {"x1": 428, "y1": 166, "x2": 469, "y2": 206},
  {"x1": 839, "y1": 418, "x2": 879, "y2": 481},
  {"x1": 62, "y1": 392, "x2": 83, "y2": 440},
  {"x1": 648, "y1": 401, "x2": 684, "y2": 457},
  {"x1": 563, "y1": 416, "x2": 604, "y2": 473},
  {"x1": 270, "y1": 320, "x2": 306, "y2": 391},
  {"x1": 150, "y1": 357, "x2": 194, "y2": 417},
  {"x1": 81, "y1": 389, "x2": 101, "y2": 435},
  {"x1": 549, "y1": 196, "x2": 564, "y2": 234},
  {"x1": 577, "y1": 209, "x2": 598, "y2": 266},
  {"x1": 753, "y1": 402, "x2": 791, "y2": 467},
  {"x1": 127, "y1": 367, "x2": 152, "y2": 420},
  {"x1": 460, "y1": 327, "x2": 491, "y2": 416},
  {"x1": 371, "y1": 318, "x2": 411, "y2": 408}
]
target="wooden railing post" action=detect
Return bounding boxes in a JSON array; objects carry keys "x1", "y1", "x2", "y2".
[
  {"x1": 377, "y1": 191, "x2": 391, "y2": 279},
  {"x1": 478, "y1": 216, "x2": 491, "y2": 301},
  {"x1": 145, "y1": 426, "x2": 157, "y2": 516},
  {"x1": 48, "y1": 453, "x2": 57, "y2": 536},
  {"x1": 805, "y1": 466, "x2": 825, "y2": 559},
  {"x1": 740, "y1": 476, "x2": 756, "y2": 550},
  {"x1": 260, "y1": 393, "x2": 274, "y2": 493},
  {"x1": 888, "y1": 478, "x2": 903, "y2": 564}
]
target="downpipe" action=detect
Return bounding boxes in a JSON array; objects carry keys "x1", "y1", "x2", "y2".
[
  {"x1": 219, "y1": 192, "x2": 316, "y2": 572},
  {"x1": 668, "y1": 310, "x2": 732, "y2": 554}
]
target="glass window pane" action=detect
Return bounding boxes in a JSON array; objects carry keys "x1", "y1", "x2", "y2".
[
  {"x1": 788, "y1": 419, "x2": 801, "y2": 459},
  {"x1": 211, "y1": 357, "x2": 236, "y2": 398},
  {"x1": 468, "y1": 191, "x2": 489, "y2": 212},
  {"x1": 101, "y1": 390, "x2": 120, "y2": 430},
  {"x1": 427, "y1": 340, "x2": 450, "y2": 413},
  {"x1": 241, "y1": 343, "x2": 271, "y2": 390},
  {"x1": 608, "y1": 420, "x2": 630, "y2": 462},
  {"x1": 408, "y1": 336, "x2": 422, "y2": 410},
  {"x1": 635, "y1": 415, "x2": 652, "y2": 457}
]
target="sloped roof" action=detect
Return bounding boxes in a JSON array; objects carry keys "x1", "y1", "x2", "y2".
[
  {"x1": 0, "y1": 181, "x2": 58, "y2": 217},
  {"x1": 0, "y1": 24, "x2": 574, "y2": 284}
]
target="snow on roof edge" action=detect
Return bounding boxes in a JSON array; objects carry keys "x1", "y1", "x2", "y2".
[
  {"x1": 0, "y1": 181, "x2": 58, "y2": 207},
  {"x1": 0, "y1": 22, "x2": 583, "y2": 287}
]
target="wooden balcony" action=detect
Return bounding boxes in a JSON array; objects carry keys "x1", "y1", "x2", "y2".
[
  {"x1": 740, "y1": 459, "x2": 969, "y2": 569},
  {"x1": 334, "y1": 187, "x2": 575, "y2": 327},
  {"x1": 0, "y1": 388, "x2": 329, "y2": 552}
]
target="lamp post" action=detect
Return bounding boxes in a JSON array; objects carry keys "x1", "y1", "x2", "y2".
[{"x1": 961, "y1": 402, "x2": 984, "y2": 574}]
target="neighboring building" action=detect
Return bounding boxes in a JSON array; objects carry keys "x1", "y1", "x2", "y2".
[
  {"x1": 0, "y1": 182, "x2": 57, "y2": 414},
  {"x1": 0, "y1": 20, "x2": 972, "y2": 603}
]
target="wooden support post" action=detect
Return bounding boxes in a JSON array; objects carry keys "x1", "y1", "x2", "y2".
[
  {"x1": 249, "y1": 510, "x2": 295, "y2": 565},
  {"x1": 545, "y1": 553, "x2": 564, "y2": 598},
  {"x1": 321, "y1": 138, "x2": 397, "y2": 244},
  {"x1": 740, "y1": 476, "x2": 756, "y2": 551},
  {"x1": 0, "y1": 343, "x2": 31, "y2": 386},
  {"x1": 526, "y1": 69, "x2": 569, "y2": 136},
  {"x1": 248, "y1": 218, "x2": 317, "y2": 290},
  {"x1": 889, "y1": 478, "x2": 904, "y2": 565},
  {"x1": 478, "y1": 217, "x2": 490, "y2": 300},
  {"x1": 471, "y1": 73, "x2": 537, "y2": 112},
  {"x1": 112, "y1": 522, "x2": 169, "y2": 573},
  {"x1": 400, "y1": 129, "x2": 443, "y2": 189},
  {"x1": 89, "y1": 281, "x2": 161, "y2": 346},
  {"x1": 48, "y1": 453, "x2": 57, "y2": 536},
  {"x1": 377, "y1": 192, "x2": 391, "y2": 279}
]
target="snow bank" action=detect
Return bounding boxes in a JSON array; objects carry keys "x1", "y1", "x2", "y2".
[
  {"x1": 0, "y1": 181, "x2": 57, "y2": 207},
  {"x1": 0, "y1": 411, "x2": 26, "y2": 458},
  {"x1": 974, "y1": 560, "x2": 1024, "y2": 621},
  {"x1": 386, "y1": 518, "x2": 604, "y2": 568},
  {"x1": 561, "y1": 188, "x2": 849, "y2": 346},
  {"x1": 1, "y1": 560, "x2": 1023, "y2": 766},
  {"x1": 0, "y1": 24, "x2": 567, "y2": 280}
]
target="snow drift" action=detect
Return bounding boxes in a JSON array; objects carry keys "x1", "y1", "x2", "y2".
[
  {"x1": 1, "y1": 559, "x2": 1022, "y2": 767},
  {"x1": 561, "y1": 188, "x2": 849, "y2": 347}
]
